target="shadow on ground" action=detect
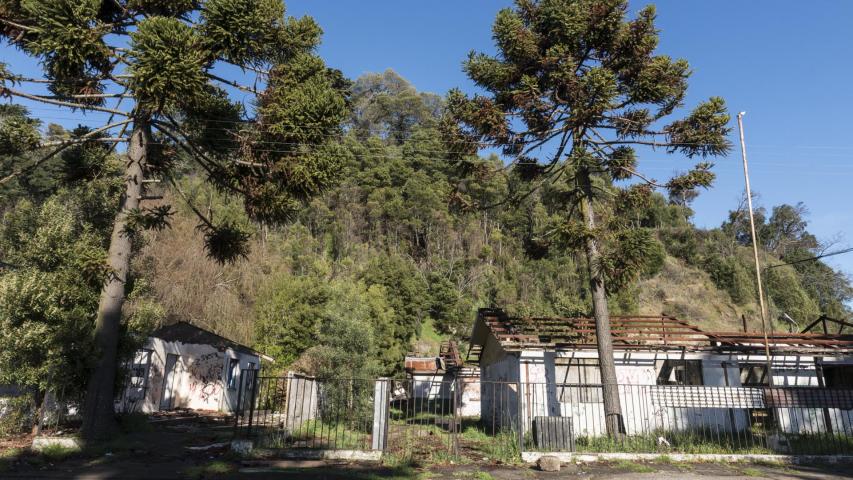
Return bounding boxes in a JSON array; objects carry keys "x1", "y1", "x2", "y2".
[{"x1": 3, "y1": 411, "x2": 853, "y2": 479}]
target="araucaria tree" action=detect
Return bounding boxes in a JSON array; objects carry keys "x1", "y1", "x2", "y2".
[
  {"x1": 0, "y1": 0, "x2": 348, "y2": 439},
  {"x1": 443, "y1": 0, "x2": 731, "y2": 435}
]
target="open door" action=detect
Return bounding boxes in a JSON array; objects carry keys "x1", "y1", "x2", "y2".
[{"x1": 160, "y1": 353, "x2": 179, "y2": 410}]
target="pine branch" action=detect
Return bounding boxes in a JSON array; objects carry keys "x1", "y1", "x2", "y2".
[
  {"x1": 1, "y1": 86, "x2": 130, "y2": 116},
  {"x1": 0, "y1": 119, "x2": 132, "y2": 186},
  {"x1": 40, "y1": 137, "x2": 127, "y2": 147},
  {"x1": 206, "y1": 73, "x2": 261, "y2": 95},
  {"x1": 588, "y1": 128, "x2": 664, "y2": 188},
  {"x1": 158, "y1": 116, "x2": 264, "y2": 168},
  {"x1": 166, "y1": 175, "x2": 215, "y2": 229},
  {"x1": 217, "y1": 59, "x2": 269, "y2": 76},
  {"x1": 150, "y1": 121, "x2": 253, "y2": 197},
  {"x1": 0, "y1": 18, "x2": 37, "y2": 33}
]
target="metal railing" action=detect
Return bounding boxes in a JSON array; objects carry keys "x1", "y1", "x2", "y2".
[
  {"x1": 234, "y1": 375, "x2": 853, "y2": 457},
  {"x1": 234, "y1": 373, "x2": 378, "y2": 451},
  {"x1": 504, "y1": 383, "x2": 853, "y2": 454},
  {"x1": 385, "y1": 378, "x2": 460, "y2": 459}
]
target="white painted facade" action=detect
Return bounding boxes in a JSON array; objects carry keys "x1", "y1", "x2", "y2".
[
  {"x1": 479, "y1": 341, "x2": 853, "y2": 437},
  {"x1": 408, "y1": 370, "x2": 483, "y2": 417},
  {"x1": 119, "y1": 335, "x2": 262, "y2": 413}
]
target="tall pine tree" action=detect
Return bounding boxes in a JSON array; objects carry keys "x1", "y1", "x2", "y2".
[
  {"x1": 0, "y1": 0, "x2": 348, "y2": 440},
  {"x1": 443, "y1": 0, "x2": 731, "y2": 435}
]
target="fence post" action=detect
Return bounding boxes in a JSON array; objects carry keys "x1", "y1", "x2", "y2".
[
  {"x1": 372, "y1": 378, "x2": 390, "y2": 451},
  {"x1": 233, "y1": 369, "x2": 244, "y2": 436},
  {"x1": 453, "y1": 375, "x2": 460, "y2": 458},
  {"x1": 516, "y1": 378, "x2": 524, "y2": 456},
  {"x1": 247, "y1": 371, "x2": 259, "y2": 438}
]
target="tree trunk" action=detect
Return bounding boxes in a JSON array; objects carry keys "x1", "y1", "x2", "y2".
[
  {"x1": 31, "y1": 390, "x2": 46, "y2": 436},
  {"x1": 579, "y1": 169, "x2": 624, "y2": 438},
  {"x1": 81, "y1": 120, "x2": 149, "y2": 441}
]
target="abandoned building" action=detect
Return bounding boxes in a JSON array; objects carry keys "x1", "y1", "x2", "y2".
[
  {"x1": 119, "y1": 322, "x2": 271, "y2": 414},
  {"x1": 404, "y1": 341, "x2": 481, "y2": 417},
  {"x1": 468, "y1": 308, "x2": 853, "y2": 438}
]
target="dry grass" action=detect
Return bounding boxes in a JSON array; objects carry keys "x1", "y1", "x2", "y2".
[
  {"x1": 637, "y1": 257, "x2": 759, "y2": 332},
  {"x1": 132, "y1": 207, "x2": 290, "y2": 345}
]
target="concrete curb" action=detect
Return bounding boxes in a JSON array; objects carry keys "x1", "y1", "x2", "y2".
[
  {"x1": 229, "y1": 440, "x2": 382, "y2": 462},
  {"x1": 31, "y1": 437, "x2": 83, "y2": 451},
  {"x1": 522, "y1": 452, "x2": 853, "y2": 464},
  {"x1": 273, "y1": 449, "x2": 382, "y2": 461}
]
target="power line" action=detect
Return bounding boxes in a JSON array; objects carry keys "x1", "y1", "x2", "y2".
[
  {"x1": 764, "y1": 247, "x2": 853, "y2": 271},
  {"x1": 15, "y1": 110, "x2": 853, "y2": 163}
]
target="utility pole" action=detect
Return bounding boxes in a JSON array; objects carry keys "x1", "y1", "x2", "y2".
[{"x1": 737, "y1": 112, "x2": 773, "y2": 385}]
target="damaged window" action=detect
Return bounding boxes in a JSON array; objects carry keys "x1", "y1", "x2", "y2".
[
  {"x1": 822, "y1": 365, "x2": 853, "y2": 387},
  {"x1": 656, "y1": 360, "x2": 703, "y2": 386},
  {"x1": 129, "y1": 350, "x2": 152, "y2": 389},
  {"x1": 555, "y1": 358, "x2": 602, "y2": 403},
  {"x1": 739, "y1": 364, "x2": 770, "y2": 387},
  {"x1": 227, "y1": 358, "x2": 240, "y2": 390}
]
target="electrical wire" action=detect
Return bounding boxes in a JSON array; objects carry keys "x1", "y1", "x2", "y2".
[{"x1": 764, "y1": 247, "x2": 853, "y2": 271}]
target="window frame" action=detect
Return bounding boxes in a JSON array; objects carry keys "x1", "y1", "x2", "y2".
[
  {"x1": 555, "y1": 357, "x2": 603, "y2": 403},
  {"x1": 738, "y1": 363, "x2": 770, "y2": 387},
  {"x1": 226, "y1": 358, "x2": 240, "y2": 390},
  {"x1": 656, "y1": 359, "x2": 704, "y2": 386}
]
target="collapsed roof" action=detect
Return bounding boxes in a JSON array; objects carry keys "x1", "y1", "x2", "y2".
[
  {"x1": 405, "y1": 341, "x2": 463, "y2": 373},
  {"x1": 468, "y1": 308, "x2": 853, "y2": 363}
]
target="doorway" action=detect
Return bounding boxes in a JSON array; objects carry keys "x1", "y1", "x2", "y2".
[{"x1": 160, "y1": 353, "x2": 180, "y2": 410}]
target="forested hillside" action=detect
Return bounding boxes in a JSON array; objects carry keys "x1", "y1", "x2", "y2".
[
  {"x1": 2, "y1": 70, "x2": 851, "y2": 381},
  {"x1": 131, "y1": 71, "x2": 852, "y2": 376}
]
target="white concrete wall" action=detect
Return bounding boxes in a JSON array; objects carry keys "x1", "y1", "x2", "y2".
[
  {"x1": 120, "y1": 338, "x2": 260, "y2": 413},
  {"x1": 480, "y1": 343, "x2": 520, "y2": 432},
  {"x1": 459, "y1": 371, "x2": 481, "y2": 417},
  {"x1": 479, "y1": 344, "x2": 853, "y2": 439},
  {"x1": 411, "y1": 372, "x2": 453, "y2": 401},
  {"x1": 410, "y1": 370, "x2": 481, "y2": 417}
]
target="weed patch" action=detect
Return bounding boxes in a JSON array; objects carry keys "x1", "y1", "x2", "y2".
[
  {"x1": 612, "y1": 460, "x2": 656, "y2": 473},
  {"x1": 739, "y1": 466, "x2": 764, "y2": 477},
  {"x1": 39, "y1": 443, "x2": 80, "y2": 461},
  {"x1": 182, "y1": 460, "x2": 235, "y2": 479}
]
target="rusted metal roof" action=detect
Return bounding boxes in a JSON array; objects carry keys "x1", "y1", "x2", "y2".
[
  {"x1": 404, "y1": 357, "x2": 442, "y2": 373},
  {"x1": 469, "y1": 308, "x2": 853, "y2": 359}
]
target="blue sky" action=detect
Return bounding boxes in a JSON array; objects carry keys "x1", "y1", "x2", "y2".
[{"x1": 5, "y1": 1, "x2": 853, "y2": 280}]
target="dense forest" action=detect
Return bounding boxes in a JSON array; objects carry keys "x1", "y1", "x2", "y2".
[{"x1": 2, "y1": 69, "x2": 849, "y2": 386}]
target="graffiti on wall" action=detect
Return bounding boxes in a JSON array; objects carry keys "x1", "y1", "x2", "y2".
[{"x1": 188, "y1": 352, "x2": 223, "y2": 403}]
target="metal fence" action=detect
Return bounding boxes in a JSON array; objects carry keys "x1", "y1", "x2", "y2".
[
  {"x1": 234, "y1": 372, "x2": 380, "y2": 451},
  {"x1": 234, "y1": 375, "x2": 853, "y2": 458},
  {"x1": 385, "y1": 378, "x2": 460, "y2": 460},
  {"x1": 504, "y1": 383, "x2": 853, "y2": 455}
]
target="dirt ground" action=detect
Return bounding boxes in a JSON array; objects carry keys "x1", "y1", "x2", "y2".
[{"x1": 1, "y1": 412, "x2": 853, "y2": 479}]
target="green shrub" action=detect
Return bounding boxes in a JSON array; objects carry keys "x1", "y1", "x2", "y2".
[
  {"x1": 703, "y1": 254, "x2": 755, "y2": 305},
  {"x1": 659, "y1": 227, "x2": 700, "y2": 265},
  {"x1": 765, "y1": 265, "x2": 820, "y2": 325},
  {"x1": 0, "y1": 396, "x2": 33, "y2": 436}
]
